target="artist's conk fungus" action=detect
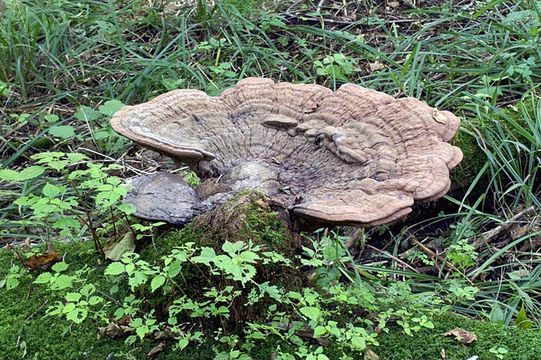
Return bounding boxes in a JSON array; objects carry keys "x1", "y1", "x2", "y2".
[{"x1": 111, "y1": 78, "x2": 462, "y2": 226}]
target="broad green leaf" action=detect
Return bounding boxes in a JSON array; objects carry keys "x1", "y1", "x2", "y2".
[
  {"x1": 6, "y1": 277, "x2": 20, "y2": 290},
  {"x1": 53, "y1": 217, "x2": 81, "y2": 231},
  {"x1": 42, "y1": 183, "x2": 63, "y2": 198},
  {"x1": 98, "y1": 100, "x2": 124, "y2": 116},
  {"x1": 52, "y1": 274, "x2": 73, "y2": 290},
  {"x1": 135, "y1": 325, "x2": 148, "y2": 340},
  {"x1": 74, "y1": 105, "x2": 102, "y2": 122},
  {"x1": 118, "y1": 203, "x2": 137, "y2": 215},
  {"x1": 89, "y1": 296, "x2": 104, "y2": 305},
  {"x1": 66, "y1": 153, "x2": 88, "y2": 163},
  {"x1": 299, "y1": 306, "x2": 320, "y2": 321},
  {"x1": 129, "y1": 271, "x2": 148, "y2": 290},
  {"x1": 150, "y1": 275, "x2": 166, "y2": 292},
  {"x1": 34, "y1": 272, "x2": 52, "y2": 284},
  {"x1": 0, "y1": 166, "x2": 45, "y2": 181},
  {"x1": 222, "y1": 241, "x2": 243, "y2": 256},
  {"x1": 516, "y1": 304, "x2": 533, "y2": 330},
  {"x1": 105, "y1": 262, "x2": 125, "y2": 276},
  {"x1": 65, "y1": 292, "x2": 82, "y2": 302},
  {"x1": 192, "y1": 247, "x2": 216, "y2": 265},
  {"x1": 166, "y1": 259, "x2": 182, "y2": 278},
  {"x1": 238, "y1": 251, "x2": 260, "y2": 264},
  {"x1": 48, "y1": 125, "x2": 75, "y2": 139},
  {"x1": 177, "y1": 337, "x2": 189, "y2": 350},
  {"x1": 350, "y1": 335, "x2": 366, "y2": 350},
  {"x1": 67, "y1": 308, "x2": 87, "y2": 324},
  {"x1": 51, "y1": 261, "x2": 69, "y2": 273},
  {"x1": 313, "y1": 325, "x2": 326, "y2": 338},
  {"x1": 44, "y1": 114, "x2": 59, "y2": 123}
]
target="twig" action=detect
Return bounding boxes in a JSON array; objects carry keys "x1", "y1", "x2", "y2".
[{"x1": 472, "y1": 206, "x2": 537, "y2": 250}]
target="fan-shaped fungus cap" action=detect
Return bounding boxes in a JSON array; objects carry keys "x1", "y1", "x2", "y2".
[{"x1": 111, "y1": 78, "x2": 462, "y2": 227}]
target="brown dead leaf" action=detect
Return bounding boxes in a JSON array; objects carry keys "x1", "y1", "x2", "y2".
[
  {"x1": 147, "y1": 342, "x2": 166, "y2": 358},
  {"x1": 388, "y1": 1, "x2": 400, "y2": 8},
  {"x1": 98, "y1": 316, "x2": 133, "y2": 339},
  {"x1": 152, "y1": 327, "x2": 176, "y2": 340},
  {"x1": 24, "y1": 252, "x2": 61, "y2": 270},
  {"x1": 368, "y1": 61, "x2": 385, "y2": 73},
  {"x1": 443, "y1": 328, "x2": 477, "y2": 344},
  {"x1": 364, "y1": 347, "x2": 380, "y2": 360}
]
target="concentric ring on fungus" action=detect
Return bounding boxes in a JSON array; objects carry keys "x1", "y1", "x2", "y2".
[{"x1": 111, "y1": 78, "x2": 463, "y2": 227}]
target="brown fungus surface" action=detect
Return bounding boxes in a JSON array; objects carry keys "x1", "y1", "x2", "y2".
[{"x1": 111, "y1": 78, "x2": 462, "y2": 227}]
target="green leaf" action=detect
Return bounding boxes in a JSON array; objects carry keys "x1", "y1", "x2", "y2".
[
  {"x1": 222, "y1": 241, "x2": 243, "y2": 256},
  {"x1": 52, "y1": 274, "x2": 73, "y2": 290},
  {"x1": 52, "y1": 217, "x2": 81, "y2": 231},
  {"x1": 313, "y1": 325, "x2": 326, "y2": 338},
  {"x1": 65, "y1": 292, "x2": 82, "y2": 302},
  {"x1": 299, "y1": 306, "x2": 320, "y2": 321},
  {"x1": 350, "y1": 335, "x2": 366, "y2": 350},
  {"x1": 66, "y1": 153, "x2": 88, "y2": 163},
  {"x1": 0, "y1": 166, "x2": 45, "y2": 181},
  {"x1": 42, "y1": 183, "x2": 63, "y2": 198},
  {"x1": 67, "y1": 308, "x2": 87, "y2": 324},
  {"x1": 150, "y1": 275, "x2": 166, "y2": 292},
  {"x1": 5, "y1": 277, "x2": 20, "y2": 290},
  {"x1": 516, "y1": 304, "x2": 533, "y2": 330},
  {"x1": 98, "y1": 100, "x2": 124, "y2": 116},
  {"x1": 44, "y1": 114, "x2": 59, "y2": 123},
  {"x1": 166, "y1": 259, "x2": 182, "y2": 278},
  {"x1": 48, "y1": 125, "x2": 75, "y2": 139},
  {"x1": 105, "y1": 262, "x2": 126, "y2": 276},
  {"x1": 51, "y1": 262, "x2": 69, "y2": 273},
  {"x1": 118, "y1": 203, "x2": 137, "y2": 215},
  {"x1": 89, "y1": 296, "x2": 104, "y2": 305},
  {"x1": 177, "y1": 337, "x2": 189, "y2": 350},
  {"x1": 74, "y1": 105, "x2": 102, "y2": 122},
  {"x1": 34, "y1": 272, "x2": 52, "y2": 284},
  {"x1": 192, "y1": 247, "x2": 216, "y2": 265}
]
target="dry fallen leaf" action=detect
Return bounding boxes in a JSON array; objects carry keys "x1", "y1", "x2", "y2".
[
  {"x1": 104, "y1": 232, "x2": 135, "y2": 261},
  {"x1": 98, "y1": 316, "x2": 133, "y2": 339},
  {"x1": 147, "y1": 342, "x2": 166, "y2": 358},
  {"x1": 364, "y1": 347, "x2": 380, "y2": 360},
  {"x1": 368, "y1": 61, "x2": 385, "y2": 73},
  {"x1": 24, "y1": 252, "x2": 61, "y2": 270},
  {"x1": 443, "y1": 327, "x2": 477, "y2": 344}
]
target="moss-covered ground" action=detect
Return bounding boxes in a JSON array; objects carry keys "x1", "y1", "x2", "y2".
[{"x1": 1, "y1": 238, "x2": 540, "y2": 360}]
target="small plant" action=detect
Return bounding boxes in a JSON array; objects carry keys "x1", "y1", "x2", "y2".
[
  {"x1": 314, "y1": 53, "x2": 357, "y2": 83},
  {"x1": 4, "y1": 151, "x2": 135, "y2": 258},
  {"x1": 0, "y1": 80, "x2": 9, "y2": 96},
  {"x1": 447, "y1": 240, "x2": 478, "y2": 271},
  {"x1": 489, "y1": 346, "x2": 509, "y2": 359},
  {"x1": 0, "y1": 264, "x2": 28, "y2": 290}
]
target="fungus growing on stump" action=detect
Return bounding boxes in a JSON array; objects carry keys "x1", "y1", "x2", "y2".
[{"x1": 111, "y1": 78, "x2": 462, "y2": 228}]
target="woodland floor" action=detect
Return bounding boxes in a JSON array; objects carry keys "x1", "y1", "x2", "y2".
[{"x1": 1, "y1": 0, "x2": 541, "y2": 359}]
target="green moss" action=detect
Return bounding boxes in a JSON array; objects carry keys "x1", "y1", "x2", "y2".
[
  {"x1": 3, "y1": 242, "x2": 541, "y2": 359},
  {"x1": 0, "y1": 242, "x2": 134, "y2": 359},
  {"x1": 450, "y1": 129, "x2": 487, "y2": 189},
  {"x1": 168, "y1": 192, "x2": 296, "y2": 254},
  {"x1": 377, "y1": 313, "x2": 541, "y2": 360}
]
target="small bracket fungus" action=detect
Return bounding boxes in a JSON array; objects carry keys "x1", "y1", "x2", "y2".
[{"x1": 111, "y1": 78, "x2": 462, "y2": 227}]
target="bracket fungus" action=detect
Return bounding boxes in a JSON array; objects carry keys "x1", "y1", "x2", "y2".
[{"x1": 111, "y1": 78, "x2": 462, "y2": 227}]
